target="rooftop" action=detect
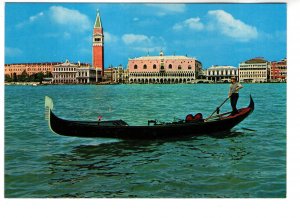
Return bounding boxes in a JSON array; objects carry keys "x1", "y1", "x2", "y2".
[
  {"x1": 207, "y1": 65, "x2": 237, "y2": 69},
  {"x1": 5, "y1": 62, "x2": 62, "y2": 66},
  {"x1": 244, "y1": 57, "x2": 268, "y2": 64},
  {"x1": 130, "y1": 55, "x2": 195, "y2": 61},
  {"x1": 129, "y1": 51, "x2": 196, "y2": 61},
  {"x1": 55, "y1": 60, "x2": 78, "y2": 67}
]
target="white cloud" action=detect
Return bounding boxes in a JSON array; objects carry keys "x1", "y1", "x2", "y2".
[
  {"x1": 122, "y1": 34, "x2": 165, "y2": 53},
  {"x1": 146, "y1": 4, "x2": 186, "y2": 16},
  {"x1": 83, "y1": 35, "x2": 92, "y2": 43},
  {"x1": 6, "y1": 47, "x2": 23, "y2": 57},
  {"x1": 208, "y1": 10, "x2": 258, "y2": 41},
  {"x1": 122, "y1": 34, "x2": 151, "y2": 45},
  {"x1": 16, "y1": 11, "x2": 44, "y2": 28},
  {"x1": 29, "y1": 12, "x2": 44, "y2": 22},
  {"x1": 173, "y1": 17, "x2": 204, "y2": 31},
  {"x1": 49, "y1": 6, "x2": 91, "y2": 32},
  {"x1": 104, "y1": 32, "x2": 118, "y2": 43},
  {"x1": 134, "y1": 46, "x2": 163, "y2": 53},
  {"x1": 63, "y1": 32, "x2": 71, "y2": 40}
]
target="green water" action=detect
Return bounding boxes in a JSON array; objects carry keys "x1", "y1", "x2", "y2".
[{"x1": 5, "y1": 83, "x2": 286, "y2": 197}]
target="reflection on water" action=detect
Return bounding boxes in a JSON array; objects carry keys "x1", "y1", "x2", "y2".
[
  {"x1": 47, "y1": 140, "x2": 162, "y2": 197},
  {"x1": 45, "y1": 133, "x2": 254, "y2": 197},
  {"x1": 208, "y1": 130, "x2": 245, "y2": 139},
  {"x1": 72, "y1": 140, "x2": 159, "y2": 158}
]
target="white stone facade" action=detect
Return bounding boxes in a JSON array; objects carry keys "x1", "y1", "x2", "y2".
[
  {"x1": 239, "y1": 58, "x2": 270, "y2": 83},
  {"x1": 206, "y1": 66, "x2": 238, "y2": 82},
  {"x1": 77, "y1": 67, "x2": 99, "y2": 84},
  {"x1": 52, "y1": 60, "x2": 77, "y2": 84},
  {"x1": 52, "y1": 60, "x2": 100, "y2": 84}
]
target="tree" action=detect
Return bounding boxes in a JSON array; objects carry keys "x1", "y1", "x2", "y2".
[
  {"x1": 13, "y1": 73, "x2": 17, "y2": 82},
  {"x1": 18, "y1": 70, "x2": 29, "y2": 82},
  {"x1": 45, "y1": 71, "x2": 53, "y2": 78},
  {"x1": 35, "y1": 72, "x2": 44, "y2": 83},
  {"x1": 5, "y1": 74, "x2": 12, "y2": 82}
]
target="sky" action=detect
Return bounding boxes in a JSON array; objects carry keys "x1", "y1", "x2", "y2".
[{"x1": 5, "y1": 2, "x2": 286, "y2": 69}]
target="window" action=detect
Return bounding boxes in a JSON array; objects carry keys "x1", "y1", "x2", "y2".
[
  {"x1": 169, "y1": 64, "x2": 172, "y2": 69},
  {"x1": 188, "y1": 65, "x2": 192, "y2": 70},
  {"x1": 178, "y1": 65, "x2": 182, "y2": 70},
  {"x1": 143, "y1": 64, "x2": 147, "y2": 69},
  {"x1": 153, "y1": 64, "x2": 157, "y2": 69},
  {"x1": 134, "y1": 65, "x2": 138, "y2": 69}
]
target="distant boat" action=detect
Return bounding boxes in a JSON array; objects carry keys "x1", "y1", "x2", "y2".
[{"x1": 45, "y1": 96, "x2": 254, "y2": 140}]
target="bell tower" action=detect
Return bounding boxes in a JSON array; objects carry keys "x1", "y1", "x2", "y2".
[{"x1": 92, "y1": 10, "x2": 104, "y2": 77}]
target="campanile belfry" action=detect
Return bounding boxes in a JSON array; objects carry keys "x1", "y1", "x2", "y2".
[{"x1": 92, "y1": 10, "x2": 104, "y2": 75}]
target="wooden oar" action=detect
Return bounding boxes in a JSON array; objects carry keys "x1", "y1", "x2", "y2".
[
  {"x1": 206, "y1": 111, "x2": 232, "y2": 120},
  {"x1": 205, "y1": 96, "x2": 230, "y2": 121}
]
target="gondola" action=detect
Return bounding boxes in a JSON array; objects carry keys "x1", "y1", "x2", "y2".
[{"x1": 45, "y1": 95, "x2": 254, "y2": 139}]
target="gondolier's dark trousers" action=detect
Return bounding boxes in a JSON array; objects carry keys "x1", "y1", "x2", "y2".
[{"x1": 230, "y1": 93, "x2": 239, "y2": 114}]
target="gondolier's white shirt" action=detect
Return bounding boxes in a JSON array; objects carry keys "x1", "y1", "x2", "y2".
[{"x1": 229, "y1": 82, "x2": 243, "y2": 95}]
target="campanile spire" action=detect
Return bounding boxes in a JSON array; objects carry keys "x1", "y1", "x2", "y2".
[{"x1": 94, "y1": 9, "x2": 102, "y2": 28}]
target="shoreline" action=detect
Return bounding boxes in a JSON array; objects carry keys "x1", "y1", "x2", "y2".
[{"x1": 4, "y1": 81, "x2": 287, "y2": 86}]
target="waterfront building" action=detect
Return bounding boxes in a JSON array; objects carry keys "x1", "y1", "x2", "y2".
[
  {"x1": 5, "y1": 62, "x2": 60, "y2": 77},
  {"x1": 239, "y1": 57, "x2": 270, "y2": 83},
  {"x1": 206, "y1": 65, "x2": 238, "y2": 83},
  {"x1": 113, "y1": 65, "x2": 125, "y2": 83},
  {"x1": 271, "y1": 58, "x2": 287, "y2": 82},
  {"x1": 92, "y1": 10, "x2": 104, "y2": 77},
  {"x1": 76, "y1": 66, "x2": 98, "y2": 84},
  {"x1": 103, "y1": 65, "x2": 125, "y2": 83},
  {"x1": 123, "y1": 69, "x2": 130, "y2": 84},
  {"x1": 52, "y1": 60, "x2": 100, "y2": 84},
  {"x1": 103, "y1": 67, "x2": 114, "y2": 82},
  {"x1": 52, "y1": 60, "x2": 78, "y2": 84},
  {"x1": 128, "y1": 51, "x2": 202, "y2": 84}
]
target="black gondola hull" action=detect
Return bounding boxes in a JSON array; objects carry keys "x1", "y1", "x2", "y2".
[{"x1": 46, "y1": 96, "x2": 254, "y2": 140}]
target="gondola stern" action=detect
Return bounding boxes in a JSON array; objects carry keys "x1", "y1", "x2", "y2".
[
  {"x1": 45, "y1": 96, "x2": 54, "y2": 120},
  {"x1": 45, "y1": 96, "x2": 53, "y2": 111},
  {"x1": 249, "y1": 94, "x2": 255, "y2": 111},
  {"x1": 44, "y1": 96, "x2": 59, "y2": 135}
]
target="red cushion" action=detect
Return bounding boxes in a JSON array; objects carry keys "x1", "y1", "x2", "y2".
[
  {"x1": 194, "y1": 113, "x2": 203, "y2": 120},
  {"x1": 185, "y1": 114, "x2": 194, "y2": 122}
]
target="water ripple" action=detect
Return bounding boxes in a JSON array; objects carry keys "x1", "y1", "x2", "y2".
[{"x1": 5, "y1": 84, "x2": 286, "y2": 198}]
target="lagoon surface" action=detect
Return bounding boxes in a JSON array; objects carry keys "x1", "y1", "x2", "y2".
[{"x1": 5, "y1": 84, "x2": 286, "y2": 197}]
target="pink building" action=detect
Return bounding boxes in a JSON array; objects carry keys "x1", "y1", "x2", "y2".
[
  {"x1": 5, "y1": 62, "x2": 61, "y2": 77},
  {"x1": 271, "y1": 58, "x2": 287, "y2": 82},
  {"x1": 128, "y1": 51, "x2": 202, "y2": 84}
]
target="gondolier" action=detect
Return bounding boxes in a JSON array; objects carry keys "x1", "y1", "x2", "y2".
[{"x1": 229, "y1": 77, "x2": 243, "y2": 115}]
